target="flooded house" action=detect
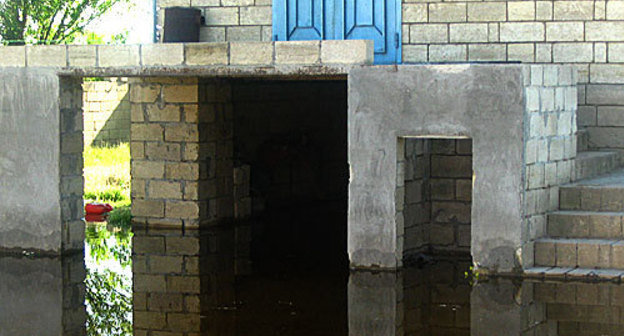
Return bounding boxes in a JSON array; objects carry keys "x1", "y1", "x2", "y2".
[{"x1": 2, "y1": 0, "x2": 624, "y2": 334}]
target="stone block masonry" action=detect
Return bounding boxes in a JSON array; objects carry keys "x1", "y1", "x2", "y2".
[
  {"x1": 130, "y1": 77, "x2": 236, "y2": 229},
  {"x1": 83, "y1": 79, "x2": 130, "y2": 146},
  {"x1": 523, "y1": 65, "x2": 577, "y2": 268},
  {"x1": 0, "y1": 41, "x2": 374, "y2": 73},
  {"x1": 349, "y1": 64, "x2": 576, "y2": 273},
  {"x1": 399, "y1": 0, "x2": 624, "y2": 153},
  {"x1": 401, "y1": 139, "x2": 473, "y2": 257},
  {"x1": 156, "y1": 0, "x2": 272, "y2": 43},
  {"x1": 59, "y1": 77, "x2": 86, "y2": 252}
]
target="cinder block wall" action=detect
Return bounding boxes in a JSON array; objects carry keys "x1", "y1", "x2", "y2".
[
  {"x1": 82, "y1": 79, "x2": 130, "y2": 146},
  {"x1": 130, "y1": 77, "x2": 235, "y2": 230},
  {"x1": 156, "y1": 0, "x2": 624, "y2": 152},
  {"x1": 156, "y1": 0, "x2": 272, "y2": 42},
  {"x1": 401, "y1": 139, "x2": 472, "y2": 256},
  {"x1": 523, "y1": 65, "x2": 577, "y2": 266},
  {"x1": 402, "y1": 1, "x2": 624, "y2": 152}
]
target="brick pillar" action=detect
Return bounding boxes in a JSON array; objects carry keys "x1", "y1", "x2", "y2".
[
  {"x1": 59, "y1": 76, "x2": 85, "y2": 251},
  {"x1": 130, "y1": 77, "x2": 235, "y2": 229},
  {"x1": 199, "y1": 79, "x2": 234, "y2": 225},
  {"x1": 130, "y1": 77, "x2": 202, "y2": 229}
]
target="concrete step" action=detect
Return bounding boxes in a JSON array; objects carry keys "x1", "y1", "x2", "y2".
[
  {"x1": 560, "y1": 168, "x2": 624, "y2": 212},
  {"x1": 575, "y1": 151, "x2": 621, "y2": 181},
  {"x1": 546, "y1": 303, "x2": 623, "y2": 324},
  {"x1": 525, "y1": 266, "x2": 624, "y2": 282},
  {"x1": 577, "y1": 129, "x2": 589, "y2": 152},
  {"x1": 534, "y1": 238, "x2": 624, "y2": 269},
  {"x1": 547, "y1": 211, "x2": 624, "y2": 239}
]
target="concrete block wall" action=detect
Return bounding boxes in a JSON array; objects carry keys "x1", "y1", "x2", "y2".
[
  {"x1": 401, "y1": 138, "x2": 472, "y2": 257},
  {"x1": 0, "y1": 41, "x2": 373, "y2": 70},
  {"x1": 400, "y1": 0, "x2": 624, "y2": 152},
  {"x1": 130, "y1": 77, "x2": 235, "y2": 229},
  {"x1": 82, "y1": 79, "x2": 130, "y2": 146},
  {"x1": 59, "y1": 77, "x2": 86, "y2": 252},
  {"x1": 156, "y1": 0, "x2": 272, "y2": 43},
  {"x1": 523, "y1": 65, "x2": 577, "y2": 266}
]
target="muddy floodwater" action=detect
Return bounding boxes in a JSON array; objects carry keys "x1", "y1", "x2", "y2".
[{"x1": 1, "y1": 222, "x2": 624, "y2": 335}]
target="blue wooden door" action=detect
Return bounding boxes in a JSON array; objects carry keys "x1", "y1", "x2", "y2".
[
  {"x1": 273, "y1": 0, "x2": 400, "y2": 64},
  {"x1": 337, "y1": 0, "x2": 399, "y2": 64},
  {"x1": 273, "y1": 0, "x2": 336, "y2": 41}
]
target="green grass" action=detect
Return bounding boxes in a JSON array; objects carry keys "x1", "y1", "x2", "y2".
[{"x1": 84, "y1": 143, "x2": 131, "y2": 226}]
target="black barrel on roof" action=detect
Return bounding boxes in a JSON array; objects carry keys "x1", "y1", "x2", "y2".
[{"x1": 162, "y1": 7, "x2": 201, "y2": 43}]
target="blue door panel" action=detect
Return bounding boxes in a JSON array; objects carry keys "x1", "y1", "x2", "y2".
[
  {"x1": 343, "y1": 0, "x2": 387, "y2": 54},
  {"x1": 341, "y1": 0, "x2": 398, "y2": 63},
  {"x1": 274, "y1": 0, "x2": 335, "y2": 41},
  {"x1": 287, "y1": 0, "x2": 323, "y2": 39},
  {"x1": 273, "y1": 0, "x2": 400, "y2": 64}
]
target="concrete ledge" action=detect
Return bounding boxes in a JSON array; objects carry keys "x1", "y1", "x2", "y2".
[{"x1": 0, "y1": 40, "x2": 374, "y2": 77}]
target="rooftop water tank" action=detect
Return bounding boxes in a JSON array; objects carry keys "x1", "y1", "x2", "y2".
[{"x1": 162, "y1": 7, "x2": 202, "y2": 43}]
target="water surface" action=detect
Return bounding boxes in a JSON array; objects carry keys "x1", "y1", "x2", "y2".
[{"x1": 1, "y1": 223, "x2": 624, "y2": 335}]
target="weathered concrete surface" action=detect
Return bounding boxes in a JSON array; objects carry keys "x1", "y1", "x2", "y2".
[
  {"x1": 348, "y1": 65, "x2": 526, "y2": 271},
  {"x1": 0, "y1": 69, "x2": 62, "y2": 252},
  {"x1": 0, "y1": 255, "x2": 85, "y2": 335}
]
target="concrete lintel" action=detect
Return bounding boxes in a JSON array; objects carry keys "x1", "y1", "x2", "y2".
[{"x1": 57, "y1": 65, "x2": 351, "y2": 79}]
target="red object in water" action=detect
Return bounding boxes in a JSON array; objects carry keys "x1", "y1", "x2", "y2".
[
  {"x1": 85, "y1": 203, "x2": 113, "y2": 215},
  {"x1": 85, "y1": 213, "x2": 108, "y2": 222}
]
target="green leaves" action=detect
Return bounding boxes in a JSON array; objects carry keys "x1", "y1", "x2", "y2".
[{"x1": 0, "y1": 0, "x2": 128, "y2": 45}]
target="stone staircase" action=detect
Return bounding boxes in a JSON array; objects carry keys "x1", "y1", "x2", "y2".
[{"x1": 529, "y1": 129, "x2": 624, "y2": 280}]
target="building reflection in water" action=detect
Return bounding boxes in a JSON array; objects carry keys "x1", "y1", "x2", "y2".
[
  {"x1": 4, "y1": 224, "x2": 624, "y2": 335},
  {"x1": 0, "y1": 252, "x2": 86, "y2": 336},
  {"x1": 133, "y1": 225, "x2": 624, "y2": 336}
]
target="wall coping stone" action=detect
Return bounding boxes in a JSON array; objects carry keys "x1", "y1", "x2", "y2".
[{"x1": 0, "y1": 41, "x2": 374, "y2": 78}]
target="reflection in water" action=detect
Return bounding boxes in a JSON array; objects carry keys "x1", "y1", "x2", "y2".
[
  {"x1": 0, "y1": 253, "x2": 86, "y2": 336},
  {"x1": 4, "y1": 224, "x2": 624, "y2": 335},
  {"x1": 85, "y1": 222, "x2": 133, "y2": 335}
]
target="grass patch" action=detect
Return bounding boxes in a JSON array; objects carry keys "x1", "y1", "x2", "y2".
[
  {"x1": 84, "y1": 143, "x2": 131, "y2": 225},
  {"x1": 108, "y1": 206, "x2": 132, "y2": 230}
]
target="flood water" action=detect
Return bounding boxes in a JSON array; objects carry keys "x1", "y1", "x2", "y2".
[{"x1": 2, "y1": 222, "x2": 624, "y2": 335}]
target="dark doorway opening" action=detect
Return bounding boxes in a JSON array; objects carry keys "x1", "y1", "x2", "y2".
[{"x1": 231, "y1": 80, "x2": 349, "y2": 272}]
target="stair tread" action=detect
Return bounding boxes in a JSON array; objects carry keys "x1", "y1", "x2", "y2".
[
  {"x1": 565, "y1": 167, "x2": 624, "y2": 188},
  {"x1": 576, "y1": 150, "x2": 619, "y2": 160},
  {"x1": 550, "y1": 210, "x2": 624, "y2": 216},
  {"x1": 535, "y1": 237, "x2": 624, "y2": 245},
  {"x1": 525, "y1": 266, "x2": 624, "y2": 281}
]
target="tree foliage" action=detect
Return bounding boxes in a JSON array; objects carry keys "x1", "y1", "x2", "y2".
[
  {"x1": 0, "y1": 0, "x2": 127, "y2": 45},
  {"x1": 85, "y1": 222, "x2": 133, "y2": 336}
]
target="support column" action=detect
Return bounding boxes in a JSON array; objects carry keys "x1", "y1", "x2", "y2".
[{"x1": 59, "y1": 76, "x2": 86, "y2": 252}]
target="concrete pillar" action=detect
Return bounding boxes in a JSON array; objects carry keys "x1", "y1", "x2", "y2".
[{"x1": 0, "y1": 69, "x2": 84, "y2": 254}]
